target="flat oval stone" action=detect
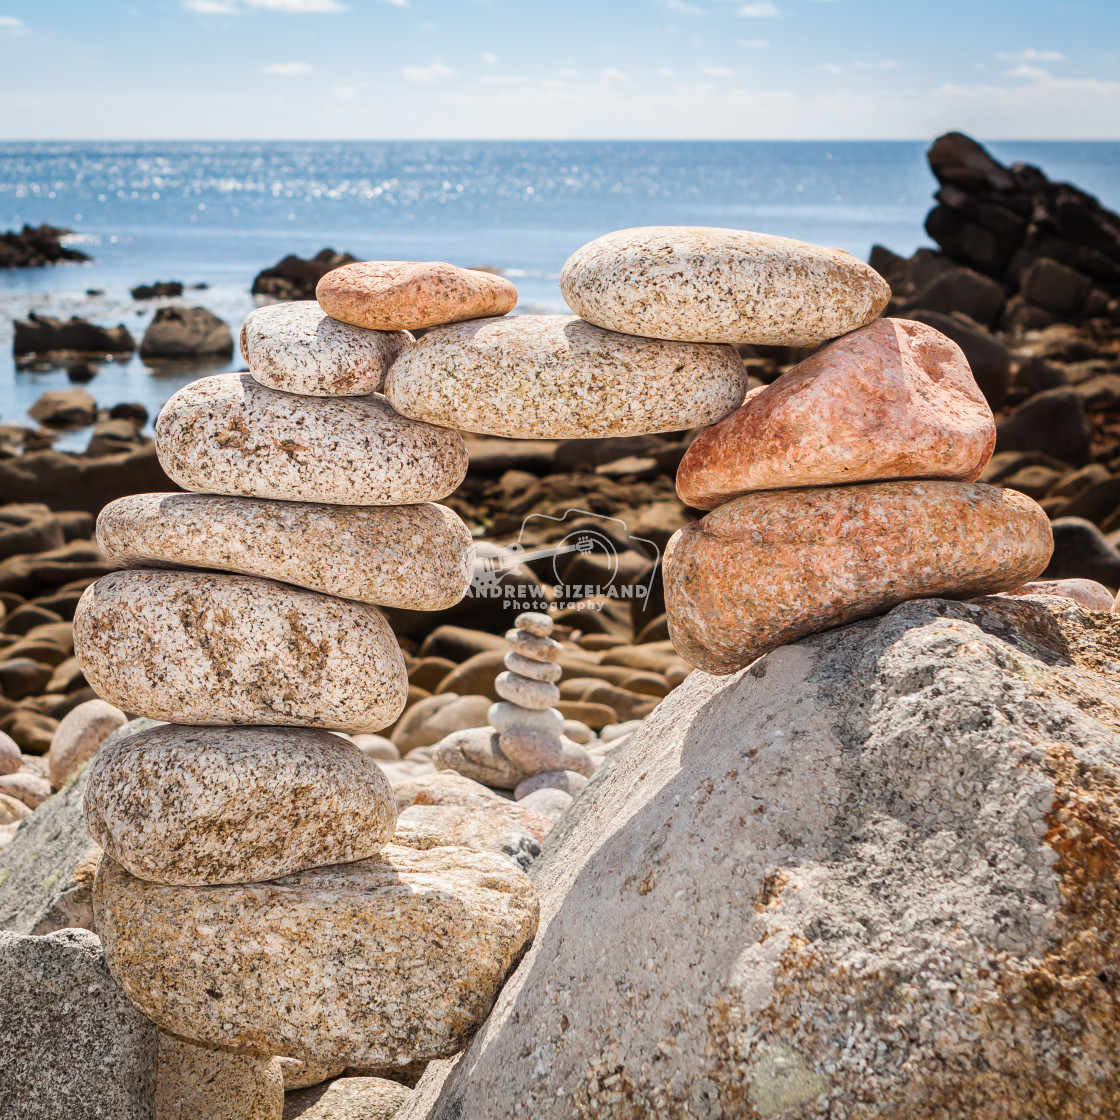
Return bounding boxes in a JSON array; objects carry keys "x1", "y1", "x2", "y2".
[
  {"x1": 155, "y1": 373, "x2": 467, "y2": 505},
  {"x1": 432, "y1": 726, "x2": 527, "y2": 790},
  {"x1": 677, "y1": 318, "x2": 997, "y2": 509},
  {"x1": 505, "y1": 630, "x2": 562, "y2": 663},
  {"x1": 560, "y1": 225, "x2": 891, "y2": 346},
  {"x1": 487, "y1": 702, "x2": 564, "y2": 737},
  {"x1": 664, "y1": 481, "x2": 1053, "y2": 675},
  {"x1": 498, "y1": 730, "x2": 595, "y2": 778},
  {"x1": 503, "y1": 650, "x2": 562, "y2": 683},
  {"x1": 514, "y1": 770, "x2": 589, "y2": 799},
  {"x1": 316, "y1": 260, "x2": 518, "y2": 331},
  {"x1": 84, "y1": 725, "x2": 398, "y2": 886},
  {"x1": 240, "y1": 301, "x2": 411, "y2": 397},
  {"x1": 385, "y1": 315, "x2": 747, "y2": 439},
  {"x1": 514, "y1": 612, "x2": 553, "y2": 637},
  {"x1": 94, "y1": 845, "x2": 539, "y2": 1066},
  {"x1": 97, "y1": 493, "x2": 474, "y2": 610},
  {"x1": 1003, "y1": 578, "x2": 1115, "y2": 612},
  {"x1": 74, "y1": 570, "x2": 408, "y2": 731},
  {"x1": 494, "y1": 671, "x2": 560, "y2": 711}
]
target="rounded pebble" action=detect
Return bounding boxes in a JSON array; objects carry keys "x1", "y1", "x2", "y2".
[
  {"x1": 155, "y1": 373, "x2": 468, "y2": 506},
  {"x1": 494, "y1": 671, "x2": 561, "y2": 710},
  {"x1": 47, "y1": 698, "x2": 127, "y2": 790},
  {"x1": 498, "y1": 730, "x2": 595, "y2": 777},
  {"x1": 505, "y1": 629, "x2": 562, "y2": 663},
  {"x1": 515, "y1": 612, "x2": 553, "y2": 637},
  {"x1": 487, "y1": 702, "x2": 564, "y2": 737},
  {"x1": 514, "y1": 770, "x2": 589, "y2": 800},
  {"x1": 503, "y1": 650, "x2": 562, "y2": 683},
  {"x1": 241, "y1": 300, "x2": 411, "y2": 396},
  {"x1": 97, "y1": 493, "x2": 474, "y2": 610}
]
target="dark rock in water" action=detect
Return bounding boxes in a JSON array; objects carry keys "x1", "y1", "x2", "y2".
[
  {"x1": 928, "y1": 131, "x2": 1018, "y2": 192},
  {"x1": 139, "y1": 305, "x2": 233, "y2": 358},
  {"x1": 400, "y1": 595, "x2": 1120, "y2": 1119},
  {"x1": 1045, "y1": 517, "x2": 1120, "y2": 587},
  {"x1": 995, "y1": 386, "x2": 1091, "y2": 467},
  {"x1": 908, "y1": 309, "x2": 1011, "y2": 406},
  {"x1": 85, "y1": 419, "x2": 146, "y2": 458},
  {"x1": 28, "y1": 388, "x2": 97, "y2": 428},
  {"x1": 109, "y1": 401, "x2": 149, "y2": 425},
  {"x1": 0, "y1": 928, "x2": 157, "y2": 1120},
  {"x1": 130, "y1": 280, "x2": 183, "y2": 300},
  {"x1": 13, "y1": 312, "x2": 135, "y2": 355},
  {"x1": 0, "y1": 446, "x2": 178, "y2": 516},
  {"x1": 1019, "y1": 257, "x2": 1093, "y2": 318},
  {"x1": 251, "y1": 247, "x2": 357, "y2": 301},
  {"x1": 0, "y1": 223, "x2": 90, "y2": 269},
  {"x1": 66, "y1": 361, "x2": 96, "y2": 383}
]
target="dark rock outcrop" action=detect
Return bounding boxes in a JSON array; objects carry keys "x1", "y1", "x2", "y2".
[
  {"x1": 251, "y1": 247, "x2": 358, "y2": 301},
  {"x1": 13, "y1": 313, "x2": 134, "y2": 356},
  {"x1": 139, "y1": 306, "x2": 233, "y2": 358},
  {"x1": 0, "y1": 224, "x2": 90, "y2": 268},
  {"x1": 130, "y1": 281, "x2": 183, "y2": 300}
]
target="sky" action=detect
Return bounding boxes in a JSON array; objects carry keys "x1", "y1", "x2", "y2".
[{"x1": 0, "y1": 0, "x2": 1117, "y2": 140}]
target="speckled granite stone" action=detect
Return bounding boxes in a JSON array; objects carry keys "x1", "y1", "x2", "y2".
[
  {"x1": 74, "y1": 570, "x2": 408, "y2": 731},
  {"x1": 316, "y1": 260, "x2": 517, "y2": 331},
  {"x1": 275, "y1": 1057, "x2": 345, "y2": 1091},
  {"x1": 432, "y1": 727, "x2": 528, "y2": 790},
  {"x1": 84, "y1": 725, "x2": 398, "y2": 886},
  {"x1": 282, "y1": 1076, "x2": 409, "y2": 1120},
  {"x1": 664, "y1": 480, "x2": 1054, "y2": 675},
  {"x1": 504, "y1": 630, "x2": 561, "y2": 663},
  {"x1": 155, "y1": 1034, "x2": 283, "y2": 1120},
  {"x1": 677, "y1": 318, "x2": 996, "y2": 509},
  {"x1": 1002, "y1": 578, "x2": 1115, "y2": 612},
  {"x1": 385, "y1": 315, "x2": 747, "y2": 438},
  {"x1": 559, "y1": 225, "x2": 892, "y2": 346},
  {"x1": 155, "y1": 374, "x2": 467, "y2": 505},
  {"x1": 97, "y1": 493, "x2": 474, "y2": 610},
  {"x1": 94, "y1": 845, "x2": 539, "y2": 1067},
  {"x1": 241, "y1": 301, "x2": 411, "y2": 397}
]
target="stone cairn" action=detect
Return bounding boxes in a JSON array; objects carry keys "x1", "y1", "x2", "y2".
[{"x1": 69, "y1": 228, "x2": 1056, "y2": 1108}]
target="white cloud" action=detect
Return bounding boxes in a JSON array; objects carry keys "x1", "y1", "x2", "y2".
[
  {"x1": 997, "y1": 48, "x2": 1066, "y2": 63},
  {"x1": 819, "y1": 63, "x2": 843, "y2": 75},
  {"x1": 1004, "y1": 64, "x2": 1050, "y2": 80},
  {"x1": 383, "y1": 0, "x2": 410, "y2": 6},
  {"x1": 482, "y1": 51, "x2": 497, "y2": 64},
  {"x1": 245, "y1": 0, "x2": 346, "y2": 10},
  {"x1": 701, "y1": 64, "x2": 735, "y2": 77},
  {"x1": 738, "y1": 1, "x2": 780, "y2": 15},
  {"x1": 402, "y1": 59, "x2": 453, "y2": 83},
  {"x1": 601, "y1": 68, "x2": 630, "y2": 86},
  {"x1": 664, "y1": 0, "x2": 704, "y2": 13},
  {"x1": 736, "y1": 38, "x2": 771, "y2": 48},
  {"x1": 332, "y1": 85, "x2": 359, "y2": 101},
  {"x1": 0, "y1": 15, "x2": 25, "y2": 34},
  {"x1": 262, "y1": 61, "x2": 313, "y2": 74},
  {"x1": 853, "y1": 60, "x2": 898, "y2": 70},
  {"x1": 659, "y1": 67, "x2": 676, "y2": 77}
]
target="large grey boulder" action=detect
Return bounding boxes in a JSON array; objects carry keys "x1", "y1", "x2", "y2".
[
  {"x1": 400, "y1": 594, "x2": 1120, "y2": 1119},
  {"x1": 0, "y1": 927, "x2": 157, "y2": 1119}
]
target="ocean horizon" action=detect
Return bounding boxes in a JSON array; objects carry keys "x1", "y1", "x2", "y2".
[{"x1": 4, "y1": 138, "x2": 1120, "y2": 446}]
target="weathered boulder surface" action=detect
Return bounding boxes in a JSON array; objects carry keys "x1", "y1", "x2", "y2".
[
  {"x1": 0, "y1": 928, "x2": 157, "y2": 1120},
  {"x1": 283, "y1": 1075, "x2": 409, "y2": 1120},
  {"x1": 94, "y1": 843, "x2": 539, "y2": 1067},
  {"x1": 400, "y1": 595, "x2": 1120, "y2": 1119},
  {"x1": 140, "y1": 306, "x2": 233, "y2": 358},
  {"x1": 155, "y1": 1033, "x2": 283, "y2": 1120}
]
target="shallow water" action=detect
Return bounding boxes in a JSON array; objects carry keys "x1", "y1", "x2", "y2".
[{"x1": 2, "y1": 139, "x2": 1119, "y2": 450}]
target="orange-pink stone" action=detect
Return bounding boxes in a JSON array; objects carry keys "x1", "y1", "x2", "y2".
[
  {"x1": 1002, "y1": 578, "x2": 1115, "y2": 612},
  {"x1": 664, "y1": 480, "x2": 1053, "y2": 675},
  {"x1": 676, "y1": 318, "x2": 996, "y2": 510},
  {"x1": 316, "y1": 260, "x2": 517, "y2": 332}
]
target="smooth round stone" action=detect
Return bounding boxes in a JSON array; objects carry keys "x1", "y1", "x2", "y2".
[
  {"x1": 677, "y1": 318, "x2": 996, "y2": 509},
  {"x1": 562, "y1": 719, "x2": 595, "y2": 745},
  {"x1": 275, "y1": 1056, "x2": 346, "y2": 1091},
  {"x1": 94, "y1": 845, "x2": 539, "y2": 1066},
  {"x1": 0, "y1": 791, "x2": 31, "y2": 825},
  {"x1": 432, "y1": 726, "x2": 527, "y2": 790},
  {"x1": 514, "y1": 770, "x2": 589, "y2": 800},
  {"x1": 1003, "y1": 578, "x2": 1115, "y2": 613},
  {"x1": 385, "y1": 315, "x2": 747, "y2": 439},
  {"x1": 487, "y1": 702, "x2": 564, "y2": 738},
  {"x1": 241, "y1": 301, "x2": 411, "y2": 397},
  {"x1": 155, "y1": 373, "x2": 467, "y2": 506},
  {"x1": 0, "y1": 730, "x2": 22, "y2": 777},
  {"x1": 664, "y1": 480, "x2": 1054, "y2": 675},
  {"x1": 516, "y1": 787, "x2": 574, "y2": 818},
  {"x1": 559, "y1": 225, "x2": 891, "y2": 346},
  {"x1": 47, "y1": 699, "x2": 127, "y2": 790},
  {"x1": 155, "y1": 1034, "x2": 284, "y2": 1120},
  {"x1": 503, "y1": 650, "x2": 562, "y2": 683},
  {"x1": 505, "y1": 629, "x2": 562, "y2": 663},
  {"x1": 515, "y1": 611, "x2": 553, "y2": 637},
  {"x1": 498, "y1": 729, "x2": 595, "y2": 778},
  {"x1": 97, "y1": 493, "x2": 474, "y2": 610},
  {"x1": 351, "y1": 733, "x2": 400, "y2": 760},
  {"x1": 84, "y1": 725, "x2": 398, "y2": 886},
  {"x1": 316, "y1": 260, "x2": 518, "y2": 331},
  {"x1": 74, "y1": 570, "x2": 408, "y2": 731},
  {"x1": 494, "y1": 671, "x2": 561, "y2": 711}
]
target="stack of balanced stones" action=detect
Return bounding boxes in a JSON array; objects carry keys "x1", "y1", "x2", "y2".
[
  {"x1": 71, "y1": 264, "x2": 541, "y2": 1084},
  {"x1": 432, "y1": 611, "x2": 596, "y2": 799}
]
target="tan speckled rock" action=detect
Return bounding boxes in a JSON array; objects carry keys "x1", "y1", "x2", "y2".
[
  {"x1": 74, "y1": 570, "x2": 407, "y2": 731},
  {"x1": 559, "y1": 225, "x2": 891, "y2": 346},
  {"x1": 47, "y1": 698, "x2": 127, "y2": 790},
  {"x1": 0, "y1": 791, "x2": 31, "y2": 825},
  {"x1": 240, "y1": 301, "x2": 411, "y2": 397},
  {"x1": 385, "y1": 315, "x2": 747, "y2": 439},
  {"x1": 677, "y1": 318, "x2": 996, "y2": 509},
  {"x1": 84, "y1": 725, "x2": 397, "y2": 886},
  {"x1": 94, "y1": 844, "x2": 539, "y2": 1066},
  {"x1": 432, "y1": 727, "x2": 528, "y2": 790},
  {"x1": 155, "y1": 374, "x2": 467, "y2": 505},
  {"x1": 316, "y1": 260, "x2": 517, "y2": 331},
  {"x1": 97, "y1": 493, "x2": 474, "y2": 610},
  {"x1": 155, "y1": 1034, "x2": 283, "y2": 1120},
  {"x1": 275, "y1": 1056, "x2": 345, "y2": 1090},
  {"x1": 665, "y1": 481, "x2": 1053, "y2": 675},
  {"x1": 282, "y1": 1076, "x2": 409, "y2": 1120}
]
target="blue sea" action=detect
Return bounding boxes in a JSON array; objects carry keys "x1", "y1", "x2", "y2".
[{"x1": 3, "y1": 140, "x2": 1120, "y2": 450}]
